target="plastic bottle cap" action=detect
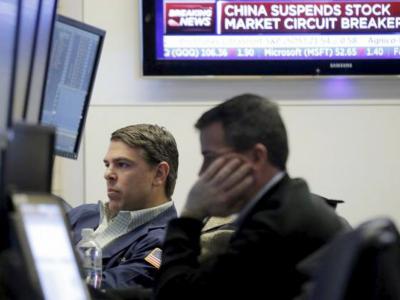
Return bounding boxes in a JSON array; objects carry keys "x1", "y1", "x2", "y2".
[{"x1": 81, "y1": 228, "x2": 94, "y2": 240}]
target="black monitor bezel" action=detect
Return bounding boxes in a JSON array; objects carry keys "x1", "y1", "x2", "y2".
[
  {"x1": 142, "y1": 0, "x2": 400, "y2": 77},
  {"x1": 41, "y1": 15, "x2": 105, "y2": 159}
]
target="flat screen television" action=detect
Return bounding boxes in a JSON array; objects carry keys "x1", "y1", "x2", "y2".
[
  {"x1": 142, "y1": 0, "x2": 400, "y2": 76},
  {"x1": 40, "y1": 15, "x2": 105, "y2": 159}
]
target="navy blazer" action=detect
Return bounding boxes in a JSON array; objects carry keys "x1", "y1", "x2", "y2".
[{"x1": 68, "y1": 203, "x2": 177, "y2": 289}]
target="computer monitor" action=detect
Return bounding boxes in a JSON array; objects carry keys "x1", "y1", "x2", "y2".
[
  {"x1": 0, "y1": 0, "x2": 20, "y2": 252},
  {"x1": 40, "y1": 15, "x2": 105, "y2": 159},
  {"x1": 12, "y1": 0, "x2": 41, "y2": 124},
  {"x1": 0, "y1": 0, "x2": 20, "y2": 133},
  {"x1": 24, "y1": 0, "x2": 57, "y2": 124},
  {"x1": 11, "y1": 192, "x2": 91, "y2": 300},
  {"x1": 4, "y1": 123, "x2": 55, "y2": 194}
]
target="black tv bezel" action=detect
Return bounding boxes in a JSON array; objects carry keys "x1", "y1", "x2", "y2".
[
  {"x1": 41, "y1": 15, "x2": 105, "y2": 159},
  {"x1": 141, "y1": 0, "x2": 400, "y2": 77}
]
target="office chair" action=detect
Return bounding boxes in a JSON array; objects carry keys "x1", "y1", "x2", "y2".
[{"x1": 307, "y1": 217, "x2": 400, "y2": 300}]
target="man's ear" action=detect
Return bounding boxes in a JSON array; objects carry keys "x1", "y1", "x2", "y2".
[
  {"x1": 251, "y1": 143, "x2": 268, "y2": 167},
  {"x1": 153, "y1": 161, "x2": 170, "y2": 187}
]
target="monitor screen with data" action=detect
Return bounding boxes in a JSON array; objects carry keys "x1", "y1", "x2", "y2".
[{"x1": 40, "y1": 15, "x2": 105, "y2": 159}]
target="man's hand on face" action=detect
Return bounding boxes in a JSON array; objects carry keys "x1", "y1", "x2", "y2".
[{"x1": 181, "y1": 154, "x2": 254, "y2": 220}]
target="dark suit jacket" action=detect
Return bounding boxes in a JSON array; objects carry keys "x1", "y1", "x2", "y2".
[
  {"x1": 68, "y1": 203, "x2": 177, "y2": 289},
  {"x1": 155, "y1": 176, "x2": 348, "y2": 300}
]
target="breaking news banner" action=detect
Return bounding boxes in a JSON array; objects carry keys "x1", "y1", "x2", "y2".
[{"x1": 166, "y1": 2, "x2": 216, "y2": 33}]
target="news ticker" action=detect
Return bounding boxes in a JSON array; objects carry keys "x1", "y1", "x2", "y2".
[
  {"x1": 162, "y1": 34, "x2": 400, "y2": 59},
  {"x1": 163, "y1": 46, "x2": 400, "y2": 59}
]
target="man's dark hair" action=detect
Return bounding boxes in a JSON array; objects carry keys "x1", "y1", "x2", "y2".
[
  {"x1": 111, "y1": 124, "x2": 179, "y2": 198},
  {"x1": 195, "y1": 94, "x2": 288, "y2": 170}
]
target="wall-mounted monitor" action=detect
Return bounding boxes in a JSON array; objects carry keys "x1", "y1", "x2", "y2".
[
  {"x1": 40, "y1": 15, "x2": 105, "y2": 159},
  {"x1": 142, "y1": 0, "x2": 400, "y2": 76}
]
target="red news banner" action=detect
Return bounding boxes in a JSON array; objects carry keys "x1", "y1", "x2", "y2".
[{"x1": 165, "y1": 1, "x2": 400, "y2": 34}]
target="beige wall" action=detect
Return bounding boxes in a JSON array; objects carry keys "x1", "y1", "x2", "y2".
[{"x1": 54, "y1": 0, "x2": 400, "y2": 227}]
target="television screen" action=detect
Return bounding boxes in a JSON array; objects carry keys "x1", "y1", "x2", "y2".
[
  {"x1": 40, "y1": 15, "x2": 105, "y2": 159},
  {"x1": 142, "y1": 0, "x2": 400, "y2": 76}
]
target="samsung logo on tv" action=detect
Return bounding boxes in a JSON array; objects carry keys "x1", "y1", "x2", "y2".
[{"x1": 330, "y1": 62, "x2": 353, "y2": 69}]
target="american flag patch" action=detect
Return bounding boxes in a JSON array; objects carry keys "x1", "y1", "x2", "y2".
[{"x1": 144, "y1": 247, "x2": 162, "y2": 269}]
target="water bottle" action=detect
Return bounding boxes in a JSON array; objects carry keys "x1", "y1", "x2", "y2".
[{"x1": 76, "y1": 228, "x2": 102, "y2": 289}]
